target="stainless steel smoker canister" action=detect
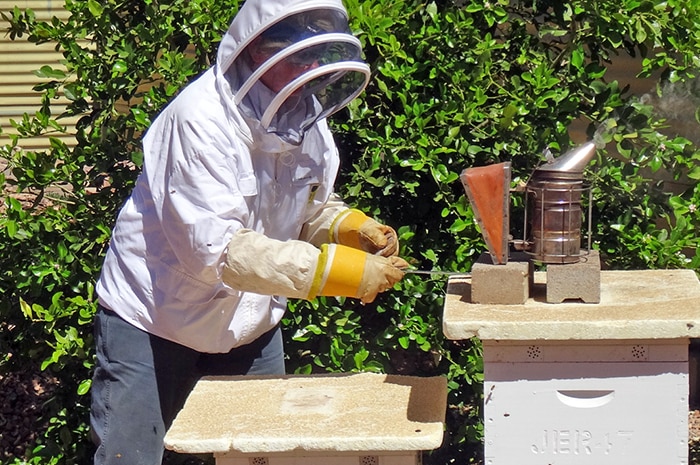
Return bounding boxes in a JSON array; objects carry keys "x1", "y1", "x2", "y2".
[{"x1": 524, "y1": 142, "x2": 596, "y2": 264}]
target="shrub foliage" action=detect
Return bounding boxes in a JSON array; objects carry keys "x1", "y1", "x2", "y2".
[{"x1": 1, "y1": 1, "x2": 699, "y2": 464}]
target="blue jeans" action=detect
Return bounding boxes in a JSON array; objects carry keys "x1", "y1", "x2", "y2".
[{"x1": 90, "y1": 306, "x2": 285, "y2": 465}]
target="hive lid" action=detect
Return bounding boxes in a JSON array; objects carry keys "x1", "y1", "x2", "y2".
[{"x1": 164, "y1": 372, "x2": 448, "y2": 455}]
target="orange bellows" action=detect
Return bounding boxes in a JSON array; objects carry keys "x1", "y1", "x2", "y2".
[{"x1": 460, "y1": 162, "x2": 511, "y2": 265}]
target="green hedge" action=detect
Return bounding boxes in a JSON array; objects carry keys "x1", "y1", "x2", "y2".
[{"x1": 1, "y1": 1, "x2": 699, "y2": 464}]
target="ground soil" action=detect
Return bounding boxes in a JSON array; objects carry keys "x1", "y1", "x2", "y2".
[{"x1": 0, "y1": 369, "x2": 57, "y2": 460}]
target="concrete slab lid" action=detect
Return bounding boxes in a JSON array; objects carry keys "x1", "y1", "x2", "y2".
[
  {"x1": 164, "y1": 372, "x2": 447, "y2": 455},
  {"x1": 443, "y1": 269, "x2": 700, "y2": 341}
]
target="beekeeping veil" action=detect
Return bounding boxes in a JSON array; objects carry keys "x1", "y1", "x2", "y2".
[{"x1": 217, "y1": 0, "x2": 371, "y2": 145}]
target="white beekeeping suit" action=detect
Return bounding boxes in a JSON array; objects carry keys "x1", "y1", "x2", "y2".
[{"x1": 96, "y1": 0, "x2": 407, "y2": 354}]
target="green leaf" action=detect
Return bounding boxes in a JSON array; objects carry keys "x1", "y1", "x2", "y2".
[
  {"x1": 131, "y1": 108, "x2": 150, "y2": 127},
  {"x1": 19, "y1": 298, "x2": 33, "y2": 319},
  {"x1": 649, "y1": 155, "x2": 662, "y2": 172},
  {"x1": 77, "y1": 379, "x2": 91, "y2": 395},
  {"x1": 34, "y1": 65, "x2": 66, "y2": 79},
  {"x1": 571, "y1": 47, "x2": 584, "y2": 68},
  {"x1": 687, "y1": 166, "x2": 700, "y2": 180},
  {"x1": 87, "y1": 0, "x2": 104, "y2": 17},
  {"x1": 112, "y1": 59, "x2": 127, "y2": 74},
  {"x1": 353, "y1": 348, "x2": 369, "y2": 369},
  {"x1": 4, "y1": 220, "x2": 18, "y2": 238},
  {"x1": 63, "y1": 83, "x2": 78, "y2": 101},
  {"x1": 500, "y1": 103, "x2": 517, "y2": 128}
]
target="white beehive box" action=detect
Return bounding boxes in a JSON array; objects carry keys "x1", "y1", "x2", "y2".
[
  {"x1": 483, "y1": 341, "x2": 688, "y2": 464},
  {"x1": 217, "y1": 453, "x2": 419, "y2": 465}
]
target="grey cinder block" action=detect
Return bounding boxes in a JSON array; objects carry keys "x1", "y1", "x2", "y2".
[
  {"x1": 472, "y1": 253, "x2": 531, "y2": 305},
  {"x1": 546, "y1": 250, "x2": 601, "y2": 303}
]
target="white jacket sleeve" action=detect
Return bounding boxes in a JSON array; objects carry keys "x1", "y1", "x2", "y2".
[
  {"x1": 222, "y1": 229, "x2": 408, "y2": 303},
  {"x1": 298, "y1": 192, "x2": 348, "y2": 247},
  {"x1": 223, "y1": 229, "x2": 320, "y2": 299}
]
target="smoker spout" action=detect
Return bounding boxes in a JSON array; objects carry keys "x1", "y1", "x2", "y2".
[{"x1": 536, "y1": 141, "x2": 597, "y2": 174}]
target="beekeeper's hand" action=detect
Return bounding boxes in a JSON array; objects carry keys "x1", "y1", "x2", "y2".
[
  {"x1": 331, "y1": 209, "x2": 399, "y2": 257},
  {"x1": 358, "y1": 254, "x2": 408, "y2": 303},
  {"x1": 222, "y1": 229, "x2": 407, "y2": 303}
]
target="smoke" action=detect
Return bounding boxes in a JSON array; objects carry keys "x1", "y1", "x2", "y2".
[
  {"x1": 640, "y1": 76, "x2": 700, "y2": 145},
  {"x1": 592, "y1": 117, "x2": 618, "y2": 149}
]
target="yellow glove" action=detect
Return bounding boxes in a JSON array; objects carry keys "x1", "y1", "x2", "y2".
[
  {"x1": 310, "y1": 244, "x2": 408, "y2": 304},
  {"x1": 331, "y1": 209, "x2": 399, "y2": 257}
]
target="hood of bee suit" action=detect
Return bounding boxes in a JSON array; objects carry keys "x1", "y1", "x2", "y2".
[{"x1": 216, "y1": 0, "x2": 371, "y2": 146}]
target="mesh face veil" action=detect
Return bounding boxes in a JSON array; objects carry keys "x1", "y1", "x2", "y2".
[{"x1": 227, "y1": 8, "x2": 371, "y2": 145}]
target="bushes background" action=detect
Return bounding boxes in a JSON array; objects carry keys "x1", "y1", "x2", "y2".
[{"x1": 1, "y1": 0, "x2": 699, "y2": 464}]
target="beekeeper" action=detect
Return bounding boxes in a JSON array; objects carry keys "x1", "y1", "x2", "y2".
[{"x1": 90, "y1": 0, "x2": 408, "y2": 463}]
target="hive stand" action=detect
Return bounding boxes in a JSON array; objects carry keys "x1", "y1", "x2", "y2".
[
  {"x1": 443, "y1": 269, "x2": 700, "y2": 465},
  {"x1": 164, "y1": 372, "x2": 447, "y2": 465}
]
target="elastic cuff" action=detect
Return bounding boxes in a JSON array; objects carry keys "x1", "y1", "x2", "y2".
[{"x1": 329, "y1": 209, "x2": 369, "y2": 249}]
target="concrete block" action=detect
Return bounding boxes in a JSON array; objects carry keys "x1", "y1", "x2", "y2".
[
  {"x1": 546, "y1": 249, "x2": 601, "y2": 303},
  {"x1": 471, "y1": 253, "x2": 531, "y2": 305}
]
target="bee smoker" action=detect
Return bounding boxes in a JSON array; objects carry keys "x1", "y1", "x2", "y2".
[
  {"x1": 460, "y1": 141, "x2": 600, "y2": 304},
  {"x1": 521, "y1": 142, "x2": 596, "y2": 264}
]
